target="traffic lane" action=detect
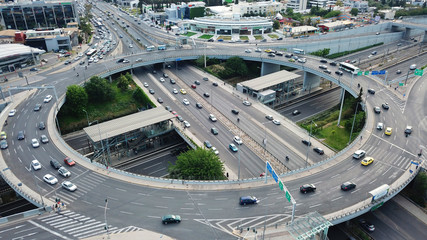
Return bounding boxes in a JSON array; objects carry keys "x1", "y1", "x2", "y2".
[{"x1": 364, "y1": 198, "x2": 427, "y2": 240}]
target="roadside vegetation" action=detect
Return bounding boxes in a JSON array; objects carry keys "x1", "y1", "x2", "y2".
[
  {"x1": 299, "y1": 89, "x2": 365, "y2": 151},
  {"x1": 402, "y1": 171, "x2": 427, "y2": 207},
  {"x1": 168, "y1": 148, "x2": 226, "y2": 180},
  {"x1": 198, "y1": 34, "x2": 213, "y2": 39},
  {"x1": 311, "y1": 43, "x2": 384, "y2": 59},
  {"x1": 58, "y1": 73, "x2": 154, "y2": 134}
]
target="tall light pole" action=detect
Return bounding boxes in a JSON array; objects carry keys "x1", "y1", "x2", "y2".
[
  {"x1": 104, "y1": 198, "x2": 110, "y2": 239},
  {"x1": 30, "y1": 162, "x2": 45, "y2": 208},
  {"x1": 82, "y1": 109, "x2": 89, "y2": 126},
  {"x1": 305, "y1": 120, "x2": 317, "y2": 168},
  {"x1": 349, "y1": 102, "x2": 360, "y2": 145}
]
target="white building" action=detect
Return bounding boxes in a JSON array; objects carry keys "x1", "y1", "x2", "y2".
[
  {"x1": 343, "y1": 0, "x2": 369, "y2": 13},
  {"x1": 309, "y1": 0, "x2": 329, "y2": 8},
  {"x1": 378, "y1": 10, "x2": 395, "y2": 20},
  {"x1": 235, "y1": 1, "x2": 283, "y2": 16},
  {"x1": 286, "y1": 0, "x2": 308, "y2": 12},
  {"x1": 117, "y1": 0, "x2": 139, "y2": 8}
]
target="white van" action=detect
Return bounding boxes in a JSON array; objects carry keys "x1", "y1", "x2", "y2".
[{"x1": 353, "y1": 150, "x2": 366, "y2": 159}]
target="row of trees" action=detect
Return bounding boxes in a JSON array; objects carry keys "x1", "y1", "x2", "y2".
[{"x1": 195, "y1": 56, "x2": 250, "y2": 79}]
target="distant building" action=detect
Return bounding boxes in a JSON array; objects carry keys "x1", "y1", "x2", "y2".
[
  {"x1": 236, "y1": 1, "x2": 283, "y2": 16},
  {"x1": 287, "y1": 0, "x2": 308, "y2": 12},
  {"x1": 116, "y1": 0, "x2": 139, "y2": 8},
  {"x1": 0, "y1": 1, "x2": 79, "y2": 30},
  {"x1": 378, "y1": 10, "x2": 395, "y2": 20},
  {"x1": 343, "y1": 0, "x2": 369, "y2": 13},
  {"x1": 25, "y1": 27, "x2": 78, "y2": 52},
  {"x1": 318, "y1": 20, "x2": 353, "y2": 32},
  {"x1": 0, "y1": 43, "x2": 45, "y2": 73}
]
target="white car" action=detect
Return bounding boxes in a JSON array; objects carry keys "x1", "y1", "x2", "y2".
[
  {"x1": 211, "y1": 147, "x2": 219, "y2": 155},
  {"x1": 172, "y1": 88, "x2": 178, "y2": 94},
  {"x1": 233, "y1": 136, "x2": 243, "y2": 145},
  {"x1": 31, "y1": 138, "x2": 40, "y2": 148},
  {"x1": 183, "y1": 121, "x2": 191, "y2": 128},
  {"x1": 31, "y1": 159, "x2": 41, "y2": 170},
  {"x1": 183, "y1": 99, "x2": 190, "y2": 105},
  {"x1": 243, "y1": 101, "x2": 252, "y2": 106},
  {"x1": 159, "y1": 77, "x2": 165, "y2": 83},
  {"x1": 136, "y1": 58, "x2": 142, "y2": 62},
  {"x1": 377, "y1": 122, "x2": 384, "y2": 130},
  {"x1": 8, "y1": 109, "x2": 16, "y2": 117},
  {"x1": 273, "y1": 119, "x2": 281, "y2": 125},
  {"x1": 58, "y1": 166, "x2": 71, "y2": 177},
  {"x1": 298, "y1": 58, "x2": 307, "y2": 63},
  {"x1": 43, "y1": 174, "x2": 58, "y2": 185},
  {"x1": 245, "y1": 49, "x2": 252, "y2": 53},
  {"x1": 143, "y1": 82, "x2": 149, "y2": 88},
  {"x1": 62, "y1": 181, "x2": 77, "y2": 192},
  {"x1": 209, "y1": 114, "x2": 217, "y2": 122},
  {"x1": 44, "y1": 95, "x2": 53, "y2": 103}
]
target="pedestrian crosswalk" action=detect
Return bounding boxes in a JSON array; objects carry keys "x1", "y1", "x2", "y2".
[
  {"x1": 381, "y1": 87, "x2": 407, "y2": 112},
  {"x1": 37, "y1": 210, "x2": 143, "y2": 239},
  {"x1": 51, "y1": 172, "x2": 108, "y2": 205}
]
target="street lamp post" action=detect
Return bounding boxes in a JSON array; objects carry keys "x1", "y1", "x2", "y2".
[
  {"x1": 104, "y1": 198, "x2": 110, "y2": 239},
  {"x1": 305, "y1": 121, "x2": 317, "y2": 168},
  {"x1": 30, "y1": 163, "x2": 45, "y2": 208},
  {"x1": 348, "y1": 102, "x2": 360, "y2": 145},
  {"x1": 82, "y1": 109, "x2": 89, "y2": 126}
]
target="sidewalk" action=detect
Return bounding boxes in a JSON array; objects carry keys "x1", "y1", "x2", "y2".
[{"x1": 82, "y1": 229, "x2": 175, "y2": 240}]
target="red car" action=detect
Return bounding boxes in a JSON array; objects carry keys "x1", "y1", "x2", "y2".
[
  {"x1": 64, "y1": 157, "x2": 75, "y2": 166},
  {"x1": 191, "y1": 84, "x2": 196, "y2": 89}
]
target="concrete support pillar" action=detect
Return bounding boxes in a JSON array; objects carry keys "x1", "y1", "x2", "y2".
[
  {"x1": 337, "y1": 88, "x2": 346, "y2": 126},
  {"x1": 403, "y1": 27, "x2": 412, "y2": 40},
  {"x1": 303, "y1": 72, "x2": 321, "y2": 93},
  {"x1": 423, "y1": 31, "x2": 427, "y2": 43},
  {"x1": 260, "y1": 62, "x2": 280, "y2": 76}
]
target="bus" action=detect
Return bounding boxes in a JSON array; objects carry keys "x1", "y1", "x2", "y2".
[
  {"x1": 86, "y1": 49, "x2": 97, "y2": 57},
  {"x1": 157, "y1": 45, "x2": 166, "y2": 50},
  {"x1": 293, "y1": 48, "x2": 305, "y2": 54},
  {"x1": 339, "y1": 62, "x2": 360, "y2": 74},
  {"x1": 146, "y1": 45, "x2": 155, "y2": 51}
]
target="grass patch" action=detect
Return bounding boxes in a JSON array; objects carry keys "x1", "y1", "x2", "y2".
[
  {"x1": 199, "y1": 34, "x2": 213, "y2": 39},
  {"x1": 254, "y1": 35, "x2": 263, "y2": 40},
  {"x1": 268, "y1": 34, "x2": 278, "y2": 39},
  {"x1": 326, "y1": 42, "x2": 384, "y2": 59},
  {"x1": 316, "y1": 121, "x2": 351, "y2": 150},
  {"x1": 182, "y1": 32, "x2": 197, "y2": 37},
  {"x1": 239, "y1": 36, "x2": 249, "y2": 40},
  {"x1": 217, "y1": 35, "x2": 232, "y2": 40}
]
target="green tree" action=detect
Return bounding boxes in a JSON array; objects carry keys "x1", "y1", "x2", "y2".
[
  {"x1": 84, "y1": 76, "x2": 114, "y2": 103},
  {"x1": 410, "y1": 172, "x2": 427, "y2": 207},
  {"x1": 64, "y1": 85, "x2": 88, "y2": 116},
  {"x1": 350, "y1": 8, "x2": 359, "y2": 16},
  {"x1": 273, "y1": 20, "x2": 280, "y2": 30},
  {"x1": 324, "y1": 10, "x2": 341, "y2": 19},
  {"x1": 132, "y1": 87, "x2": 153, "y2": 107},
  {"x1": 336, "y1": 0, "x2": 343, "y2": 7},
  {"x1": 285, "y1": 8, "x2": 294, "y2": 17},
  {"x1": 124, "y1": 72, "x2": 135, "y2": 85},
  {"x1": 117, "y1": 75, "x2": 130, "y2": 91},
  {"x1": 310, "y1": 48, "x2": 330, "y2": 57},
  {"x1": 225, "y1": 57, "x2": 248, "y2": 77},
  {"x1": 168, "y1": 148, "x2": 225, "y2": 180}
]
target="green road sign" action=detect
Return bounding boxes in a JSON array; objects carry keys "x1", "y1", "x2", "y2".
[
  {"x1": 285, "y1": 191, "x2": 291, "y2": 202},
  {"x1": 414, "y1": 69, "x2": 423, "y2": 76},
  {"x1": 399, "y1": 82, "x2": 404, "y2": 86},
  {"x1": 279, "y1": 181, "x2": 284, "y2": 191},
  {"x1": 357, "y1": 71, "x2": 363, "y2": 76},
  {"x1": 371, "y1": 202, "x2": 384, "y2": 211},
  {"x1": 364, "y1": 71, "x2": 370, "y2": 75}
]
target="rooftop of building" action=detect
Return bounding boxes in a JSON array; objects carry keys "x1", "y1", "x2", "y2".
[
  {"x1": 0, "y1": 0, "x2": 75, "y2": 7},
  {"x1": 0, "y1": 43, "x2": 45, "y2": 60},
  {"x1": 242, "y1": 70, "x2": 300, "y2": 91}
]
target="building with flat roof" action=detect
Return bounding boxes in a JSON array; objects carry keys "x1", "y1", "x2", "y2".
[
  {"x1": 187, "y1": 15, "x2": 273, "y2": 35},
  {"x1": 318, "y1": 20, "x2": 353, "y2": 32},
  {"x1": 25, "y1": 27, "x2": 78, "y2": 51},
  {"x1": 286, "y1": 0, "x2": 308, "y2": 12},
  {"x1": 0, "y1": 1, "x2": 79, "y2": 30}
]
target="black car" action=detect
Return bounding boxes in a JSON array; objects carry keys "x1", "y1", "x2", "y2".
[
  {"x1": 212, "y1": 82, "x2": 218, "y2": 87},
  {"x1": 203, "y1": 77, "x2": 209, "y2": 81},
  {"x1": 359, "y1": 219, "x2": 375, "y2": 232},
  {"x1": 404, "y1": 126, "x2": 413, "y2": 135},
  {"x1": 196, "y1": 103, "x2": 203, "y2": 109},
  {"x1": 302, "y1": 139, "x2": 311, "y2": 146},
  {"x1": 162, "y1": 214, "x2": 181, "y2": 224},
  {"x1": 204, "y1": 140, "x2": 212, "y2": 148},
  {"x1": 382, "y1": 103, "x2": 389, "y2": 110},
  {"x1": 329, "y1": 62, "x2": 337, "y2": 66},
  {"x1": 149, "y1": 89, "x2": 155, "y2": 94},
  {"x1": 203, "y1": 92, "x2": 210, "y2": 98},
  {"x1": 231, "y1": 109, "x2": 239, "y2": 115},
  {"x1": 34, "y1": 104, "x2": 42, "y2": 111},
  {"x1": 277, "y1": 37, "x2": 283, "y2": 40},
  {"x1": 324, "y1": 69, "x2": 331, "y2": 74},
  {"x1": 170, "y1": 79, "x2": 176, "y2": 84},
  {"x1": 207, "y1": 39, "x2": 214, "y2": 42},
  {"x1": 39, "y1": 121, "x2": 45, "y2": 130},
  {"x1": 79, "y1": 61, "x2": 85, "y2": 65},
  {"x1": 313, "y1": 147, "x2": 324, "y2": 155},
  {"x1": 157, "y1": 98, "x2": 163, "y2": 103},
  {"x1": 335, "y1": 70, "x2": 344, "y2": 76},
  {"x1": 50, "y1": 160, "x2": 62, "y2": 169},
  {"x1": 17, "y1": 131, "x2": 25, "y2": 140},
  {"x1": 194, "y1": 80, "x2": 201, "y2": 85},
  {"x1": 300, "y1": 184, "x2": 316, "y2": 193},
  {"x1": 116, "y1": 58, "x2": 125, "y2": 63},
  {"x1": 367, "y1": 89, "x2": 375, "y2": 94},
  {"x1": 292, "y1": 110, "x2": 301, "y2": 116},
  {"x1": 320, "y1": 59, "x2": 328, "y2": 63},
  {"x1": 211, "y1": 128, "x2": 218, "y2": 135},
  {"x1": 341, "y1": 181, "x2": 356, "y2": 191},
  {"x1": 239, "y1": 196, "x2": 258, "y2": 205},
  {"x1": 163, "y1": 73, "x2": 169, "y2": 78}
]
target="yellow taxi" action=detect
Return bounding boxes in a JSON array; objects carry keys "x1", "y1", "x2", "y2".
[
  {"x1": 0, "y1": 131, "x2": 6, "y2": 140},
  {"x1": 180, "y1": 89, "x2": 187, "y2": 95},
  {"x1": 385, "y1": 127, "x2": 392, "y2": 136},
  {"x1": 361, "y1": 157, "x2": 374, "y2": 166},
  {"x1": 264, "y1": 49, "x2": 274, "y2": 53}
]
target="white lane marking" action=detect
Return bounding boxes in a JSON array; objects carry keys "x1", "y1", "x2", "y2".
[
  {"x1": 155, "y1": 206, "x2": 168, "y2": 209},
  {"x1": 309, "y1": 204, "x2": 322, "y2": 208},
  {"x1": 120, "y1": 211, "x2": 133, "y2": 215},
  {"x1": 28, "y1": 220, "x2": 72, "y2": 240},
  {"x1": 331, "y1": 196, "x2": 343, "y2": 202},
  {"x1": 130, "y1": 202, "x2": 144, "y2": 206},
  {"x1": 115, "y1": 188, "x2": 126, "y2": 192}
]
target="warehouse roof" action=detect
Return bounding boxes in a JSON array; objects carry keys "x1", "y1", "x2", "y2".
[
  {"x1": 241, "y1": 70, "x2": 300, "y2": 91},
  {"x1": 84, "y1": 108, "x2": 172, "y2": 142}
]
